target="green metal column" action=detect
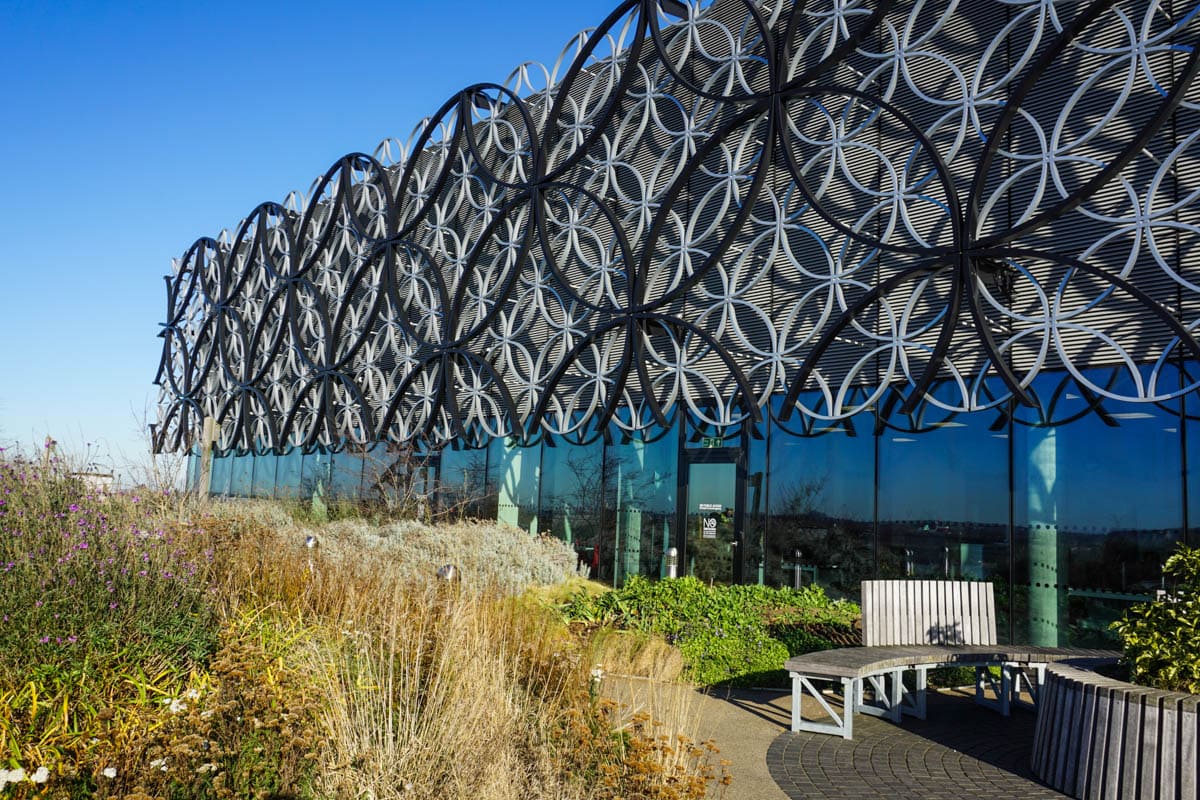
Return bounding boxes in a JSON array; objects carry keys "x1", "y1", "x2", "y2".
[{"x1": 1027, "y1": 428, "x2": 1063, "y2": 646}]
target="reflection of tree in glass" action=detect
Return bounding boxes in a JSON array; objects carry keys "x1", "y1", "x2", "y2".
[
  {"x1": 435, "y1": 449, "x2": 496, "y2": 520},
  {"x1": 360, "y1": 444, "x2": 441, "y2": 519},
  {"x1": 544, "y1": 449, "x2": 663, "y2": 583},
  {"x1": 767, "y1": 475, "x2": 871, "y2": 597}
]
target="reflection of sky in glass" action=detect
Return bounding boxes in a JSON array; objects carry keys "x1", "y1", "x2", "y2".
[
  {"x1": 768, "y1": 372, "x2": 1185, "y2": 535},
  {"x1": 879, "y1": 413, "x2": 1008, "y2": 524},
  {"x1": 608, "y1": 426, "x2": 677, "y2": 514},
  {"x1": 770, "y1": 433, "x2": 875, "y2": 520},
  {"x1": 210, "y1": 454, "x2": 232, "y2": 496},
  {"x1": 768, "y1": 395, "x2": 875, "y2": 521},
  {"x1": 1014, "y1": 379, "x2": 1181, "y2": 533},
  {"x1": 1188, "y1": 390, "x2": 1200, "y2": 534},
  {"x1": 230, "y1": 453, "x2": 254, "y2": 496},
  {"x1": 539, "y1": 436, "x2": 604, "y2": 510}
]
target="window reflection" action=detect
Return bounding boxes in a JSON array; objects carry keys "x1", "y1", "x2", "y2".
[
  {"x1": 1185, "y1": 370, "x2": 1200, "y2": 549},
  {"x1": 275, "y1": 449, "x2": 303, "y2": 498},
  {"x1": 186, "y1": 450, "x2": 200, "y2": 492},
  {"x1": 539, "y1": 435, "x2": 607, "y2": 575},
  {"x1": 209, "y1": 453, "x2": 232, "y2": 496},
  {"x1": 876, "y1": 385, "x2": 1009, "y2": 636},
  {"x1": 330, "y1": 450, "x2": 365, "y2": 499},
  {"x1": 492, "y1": 437, "x2": 539, "y2": 535},
  {"x1": 438, "y1": 445, "x2": 494, "y2": 519},
  {"x1": 744, "y1": 427, "x2": 767, "y2": 585},
  {"x1": 229, "y1": 452, "x2": 254, "y2": 496},
  {"x1": 250, "y1": 452, "x2": 277, "y2": 497},
  {"x1": 360, "y1": 444, "x2": 434, "y2": 516},
  {"x1": 767, "y1": 397, "x2": 874, "y2": 601},
  {"x1": 603, "y1": 423, "x2": 678, "y2": 586},
  {"x1": 1012, "y1": 369, "x2": 1183, "y2": 647},
  {"x1": 302, "y1": 451, "x2": 331, "y2": 501}
]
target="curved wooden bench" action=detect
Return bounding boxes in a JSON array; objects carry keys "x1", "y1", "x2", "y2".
[
  {"x1": 784, "y1": 580, "x2": 1118, "y2": 739},
  {"x1": 785, "y1": 644, "x2": 1118, "y2": 738},
  {"x1": 1031, "y1": 658, "x2": 1199, "y2": 800}
]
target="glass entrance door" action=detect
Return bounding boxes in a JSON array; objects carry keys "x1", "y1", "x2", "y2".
[{"x1": 685, "y1": 459, "x2": 741, "y2": 584}]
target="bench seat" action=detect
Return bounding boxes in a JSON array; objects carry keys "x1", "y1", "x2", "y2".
[
  {"x1": 786, "y1": 644, "x2": 1118, "y2": 739},
  {"x1": 783, "y1": 580, "x2": 1119, "y2": 739},
  {"x1": 785, "y1": 645, "x2": 1119, "y2": 681}
]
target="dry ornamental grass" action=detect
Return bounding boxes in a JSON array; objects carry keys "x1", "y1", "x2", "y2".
[{"x1": 0, "y1": 455, "x2": 727, "y2": 800}]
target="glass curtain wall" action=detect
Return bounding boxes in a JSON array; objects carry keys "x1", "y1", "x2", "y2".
[
  {"x1": 250, "y1": 450, "x2": 277, "y2": 497},
  {"x1": 274, "y1": 450, "x2": 303, "y2": 498},
  {"x1": 766, "y1": 396, "x2": 875, "y2": 601},
  {"x1": 1012, "y1": 370, "x2": 1183, "y2": 646},
  {"x1": 438, "y1": 445, "x2": 495, "y2": 519},
  {"x1": 492, "y1": 437, "x2": 539, "y2": 536},
  {"x1": 876, "y1": 385, "x2": 1011, "y2": 637},
  {"x1": 209, "y1": 453, "x2": 232, "y2": 496},
  {"x1": 229, "y1": 453, "x2": 254, "y2": 496},
  {"x1": 539, "y1": 434, "x2": 607, "y2": 575},
  {"x1": 604, "y1": 422, "x2": 678, "y2": 585},
  {"x1": 185, "y1": 363, "x2": 1197, "y2": 647},
  {"x1": 330, "y1": 450, "x2": 365, "y2": 499}
]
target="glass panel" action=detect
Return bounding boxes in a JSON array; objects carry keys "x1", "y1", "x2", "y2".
[
  {"x1": 360, "y1": 444, "x2": 433, "y2": 514},
  {"x1": 302, "y1": 451, "x2": 332, "y2": 500},
  {"x1": 1187, "y1": 371, "x2": 1200, "y2": 548},
  {"x1": 602, "y1": 424, "x2": 678, "y2": 585},
  {"x1": 330, "y1": 451, "x2": 364, "y2": 499},
  {"x1": 361, "y1": 444, "x2": 390, "y2": 504},
  {"x1": 1013, "y1": 370, "x2": 1183, "y2": 647},
  {"x1": 538, "y1": 436, "x2": 607, "y2": 571},
  {"x1": 493, "y1": 438, "x2": 539, "y2": 535},
  {"x1": 744, "y1": 429, "x2": 768, "y2": 585},
  {"x1": 186, "y1": 449, "x2": 200, "y2": 492},
  {"x1": 438, "y1": 446, "x2": 494, "y2": 519},
  {"x1": 876, "y1": 386, "x2": 1009, "y2": 639},
  {"x1": 767, "y1": 398, "x2": 874, "y2": 601},
  {"x1": 275, "y1": 449, "x2": 303, "y2": 499},
  {"x1": 209, "y1": 453, "x2": 232, "y2": 497},
  {"x1": 229, "y1": 453, "x2": 254, "y2": 496},
  {"x1": 251, "y1": 452, "x2": 277, "y2": 498},
  {"x1": 686, "y1": 461, "x2": 737, "y2": 584}
]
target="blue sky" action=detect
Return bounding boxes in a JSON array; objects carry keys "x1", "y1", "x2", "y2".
[{"x1": 0, "y1": 0, "x2": 616, "y2": 477}]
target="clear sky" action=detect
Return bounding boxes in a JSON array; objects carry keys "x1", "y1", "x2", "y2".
[{"x1": 0, "y1": 0, "x2": 617, "y2": 479}]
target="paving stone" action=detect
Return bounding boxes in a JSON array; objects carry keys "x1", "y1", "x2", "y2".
[{"x1": 767, "y1": 690, "x2": 1070, "y2": 800}]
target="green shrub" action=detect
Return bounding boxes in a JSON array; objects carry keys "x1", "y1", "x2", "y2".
[
  {"x1": 1111, "y1": 545, "x2": 1200, "y2": 694},
  {"x1": 561, "y1": 576, "x2": 859, "y2": 686}
]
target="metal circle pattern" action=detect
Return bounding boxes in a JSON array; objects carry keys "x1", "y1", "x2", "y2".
[{"x1": 154, "y1": 0, "x2": 1200, "y2": 454}]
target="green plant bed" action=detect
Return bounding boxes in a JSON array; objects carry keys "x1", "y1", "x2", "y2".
[
  {"x1": 1111, "y1": 545, "x2": 1200, "y2": 694},
  {"x1": 561, "y1": 576, "x2": 859, "y2": 687}
]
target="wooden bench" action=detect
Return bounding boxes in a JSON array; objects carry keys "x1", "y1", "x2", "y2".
[{"x1": 785, "y1": 580, "x2": 1117, "y2": 739}]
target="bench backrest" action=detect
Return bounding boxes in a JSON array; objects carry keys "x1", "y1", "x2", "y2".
[{"x1": 861, "y1": 580, "x2": 997, "y2": 647}]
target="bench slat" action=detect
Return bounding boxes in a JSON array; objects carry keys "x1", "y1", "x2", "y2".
[{"x1": 862, "y1": 580, "x2": 997, "y2": 647}]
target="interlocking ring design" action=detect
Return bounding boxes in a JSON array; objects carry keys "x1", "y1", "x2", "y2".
[{"x1": 154, "y1": 0, "x2": 1200, "y2": 454}]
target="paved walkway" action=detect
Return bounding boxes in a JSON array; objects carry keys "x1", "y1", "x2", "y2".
[
  {"x1": 606, "y1": 680, "x2": 1070, "y2": 800},
  {"x1": 765, "y1": 689, "x2": 1068, "y2": 800},
  {"x1": 604, "y1": 681, "x2": 1075, "y2": 800}
]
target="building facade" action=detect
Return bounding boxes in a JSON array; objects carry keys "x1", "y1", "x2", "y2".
[{"x1": 157, "y1": 0, "x2": 1200, "y2": 646}]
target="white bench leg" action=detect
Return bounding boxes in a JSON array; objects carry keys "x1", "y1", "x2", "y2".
[
  {"x1": 857, "y1": 669, "x2": 906, "y2": 722},
  {"x1": 843, "y1": 677, "x2": 854, "y2": 739},
  {"x1": 974, "y1": 665, "x2": 1011, "y2": 716},
  {"x1": 790, "y1": 672, "x2": 857, "y2": 739},
  {"x1": 791, "y1": 672, "x2": 801, "y2": 732},
  {"x1": 899, "y1": 666, "x2": 927, "y2": 720},
  {"x1": 1004, "y1": 662, "x2": 1045, "y2": 711}
]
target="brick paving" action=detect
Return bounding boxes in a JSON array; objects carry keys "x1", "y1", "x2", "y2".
[{"x1": 766, "y1": 690, "x2": 1069, "y2": 800}]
